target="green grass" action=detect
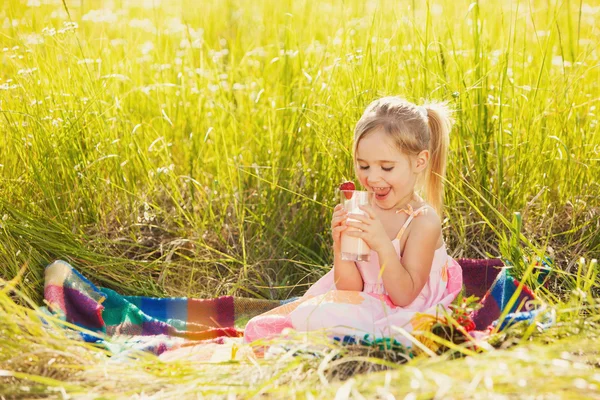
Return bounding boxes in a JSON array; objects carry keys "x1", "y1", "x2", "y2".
[{"x1": 0, "y1": 0, "x2": 599, "y2": 397}]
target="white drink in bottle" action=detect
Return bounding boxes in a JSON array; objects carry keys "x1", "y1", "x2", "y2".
[{"x1": 340, "y1": 190, "x2": 372, "y2": 261}]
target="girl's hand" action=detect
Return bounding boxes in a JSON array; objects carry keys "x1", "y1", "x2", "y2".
[
  {"x1": 331, "y1": 204, "x2": 348, "y2": 251},
  {"x1": 344, "y1": 205, "x2": 390, "y2": 253}
]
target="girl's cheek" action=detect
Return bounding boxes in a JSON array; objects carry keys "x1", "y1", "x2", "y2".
[{"x1": 356, "y1": 172, "x2": 368, "y2": 188}]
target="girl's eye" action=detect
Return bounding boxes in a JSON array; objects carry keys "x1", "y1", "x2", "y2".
[
  {"x1": 359, "y1": 165, "x2": 369, "y2": 170},
  {"x1": 382, "y1": 167, "x2": 394, "y2": 172}
]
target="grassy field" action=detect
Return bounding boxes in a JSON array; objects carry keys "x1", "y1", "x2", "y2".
[{"x1": 1, "y1": 0, "x2": 599, "y2": 398}]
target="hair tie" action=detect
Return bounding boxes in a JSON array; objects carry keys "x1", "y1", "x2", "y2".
[{"x1": 418, "y1": 106, "x2": 428, "y2": 119}]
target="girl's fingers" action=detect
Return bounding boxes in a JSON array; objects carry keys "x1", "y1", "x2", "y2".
[
  {"x1": 346, "y1": 213, "x2": 369, "y2": 224},
  {"x1": 358, "y1": 205, "x2": 377, "y2": 219},
  {"x1": 333, "y1": 205, "x2": 347, "y2": 215},
  {"x1": 332, "y1": 225, "x2": 348, "y2": 234},
  {"x1": 333, "y1": 210, "x2": 348, "y2": 217},
  {"x1": 344, "y1": 220, "x2": 363, "y2": 230},
  {"x1": 331, "y1": 215, "x2": 348, "y2": 226},
  {"x1": 332, "y1": 225, "x2": 347, "y2": 241},
  {"x1": 331, "y1": 220, "x2": 343, "y2": 229},
  {"x1": 343, "y1": 229, "x2": 363, "y2": 238},
  {"x1": 333, "y1": 208, "x2": 347, "y2": 217},
  {"x1": 332, "y1": 211, "x2": 348, "y2": 227}
]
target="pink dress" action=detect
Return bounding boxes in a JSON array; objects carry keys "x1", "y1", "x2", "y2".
[{"x1": 243, "y1": 205, "x2": 463, "y2": 345}]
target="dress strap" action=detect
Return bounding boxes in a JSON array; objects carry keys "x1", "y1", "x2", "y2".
[{"x1": 395, "y1": 205, "x2": 430, "y2": 241}]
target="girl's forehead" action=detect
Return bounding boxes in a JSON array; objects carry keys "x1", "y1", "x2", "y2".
[{"x1": 356, "y1": 130, "x2": 405, "y2": 160}]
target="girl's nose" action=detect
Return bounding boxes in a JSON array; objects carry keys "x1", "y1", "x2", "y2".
[{"x1": 367, "y1": 173, "x2": 382, "y2": 184}]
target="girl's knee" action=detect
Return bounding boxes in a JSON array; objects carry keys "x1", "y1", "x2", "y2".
[{"x1": 243, "y1": 314, "x2": 293, "y2": 343}]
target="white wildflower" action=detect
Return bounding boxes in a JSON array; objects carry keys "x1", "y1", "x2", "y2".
[
  {"x1": 50, "y1": 9, "x2": 68, "y2": 19},
  {"x1": 42, "y1": 27, "x2": 56, "y2": 36},
  {"x1": 139, "y1": 41, "x2": 154, "y2": 55},
  {"x1": 165, "y1": 17, "x2": 185, "y2": 34},
  {"x1": 23, "y1": 34, "x2": 44, "y2": 45},
  {"x1": 18, "y1": 67, "x2": 38, "y2": 75},
  {"x1": 101, "y1": 74, "x2": 129, "y2": 81},
  {"x1": 82, "y1": 9, "x2": 118, "y2": 24},
  {"x1": 77, "y1": 58, "x2": 101, "y2": 65},
  {"x1": 0, "y1": 83, "x2": 19, "y2": 90},
  {"x1": 129, "y1": 18, "x2": 156, "y2": 33},
  {"x1": 110, "y1": 38, "x2": 127, "y2": 47}
]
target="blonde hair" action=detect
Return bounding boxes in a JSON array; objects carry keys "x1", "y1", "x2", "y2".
[{"x1": 353, "y1": 96, "x2": 453, "y2": 215}]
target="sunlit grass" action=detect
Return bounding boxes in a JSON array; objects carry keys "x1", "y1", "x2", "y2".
[
  {"x1": 1, "y1": 0, "x2": 598, "y2": 300},
  {"x1": 1, "y1": 274, "x2": 599, "y2": 398},
  {"x1": 0, "y1": 0, "x2": 599, "y2": 397}
]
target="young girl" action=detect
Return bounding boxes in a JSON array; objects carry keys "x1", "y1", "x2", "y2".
[{"x1": 243, "y1": 96, "x2": 463, "y2": 345}]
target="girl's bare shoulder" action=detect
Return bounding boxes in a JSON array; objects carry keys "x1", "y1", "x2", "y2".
[{"x1": 410, "y1": 203, "x2": 442, "y2": 233}]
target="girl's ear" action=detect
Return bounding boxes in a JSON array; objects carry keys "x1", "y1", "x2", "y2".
[{"x1": 414, "y1": 150, "x2": 430, "y2": 172}]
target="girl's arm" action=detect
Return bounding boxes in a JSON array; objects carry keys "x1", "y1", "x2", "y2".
[
  {"x1": 378, "y1": 214, "x2": 441, "y2": 306},
  {"x1": 333, "y1": 254, "x2": 364, "y2": 291}
]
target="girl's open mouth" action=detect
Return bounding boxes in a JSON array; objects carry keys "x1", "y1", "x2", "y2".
[{"x1": 372, "y1": 187, "x2": 391, "y2": 200}]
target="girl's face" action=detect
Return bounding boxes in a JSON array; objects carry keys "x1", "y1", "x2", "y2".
[{"x1": 355, "y1": 128, "x2": 427, "y2": 210}]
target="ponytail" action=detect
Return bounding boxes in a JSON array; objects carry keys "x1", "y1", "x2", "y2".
[{"x1": 422, "y1": 102, "x2": 453, "y2": 216}]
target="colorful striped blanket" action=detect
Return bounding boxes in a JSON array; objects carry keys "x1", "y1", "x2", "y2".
[{"x1": 43, "y1": 258, "x2": 553, "y2": 357}]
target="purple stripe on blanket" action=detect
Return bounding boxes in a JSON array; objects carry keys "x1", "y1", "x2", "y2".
[
  {"x1": 63, "y1": 287, "x2": 105, "y2": 330},
  {"x1": 214, "y1": 296, "x2": 235, "y2": 328},
  {"x1": 458, "y1": 258, "x2": 504, "y2": 299},
  {"x1": 142, "y1": 320, "x2": 170, "y2": 336}
]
